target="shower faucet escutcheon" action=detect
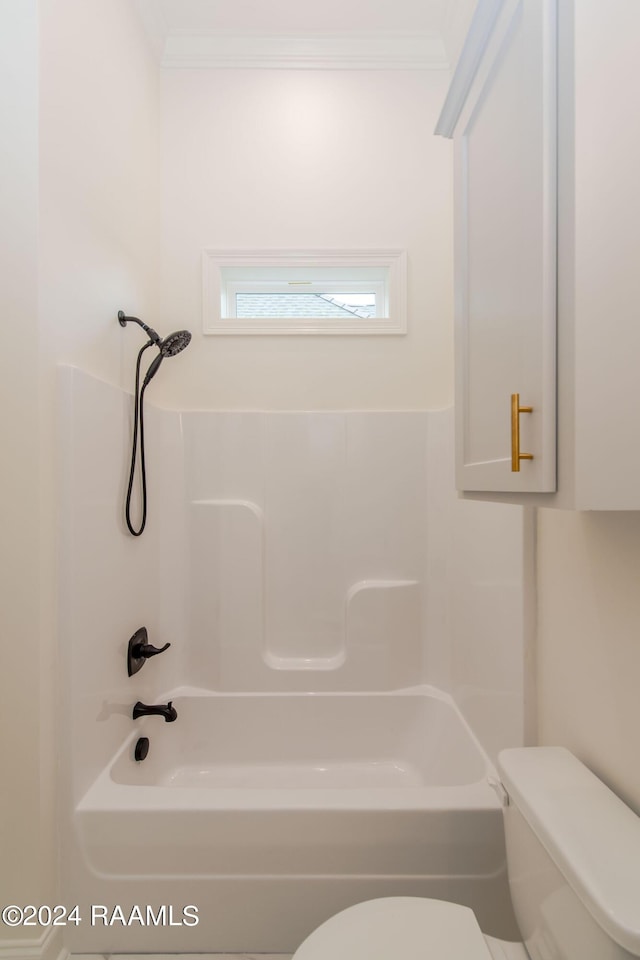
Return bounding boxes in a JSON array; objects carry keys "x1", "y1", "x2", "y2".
[
  {"x1": 127, "y1": 626, "x2": 171, "y2": 676},
  {"x1": 132, "y1": 700, "x2": 177, "y2": 723}
]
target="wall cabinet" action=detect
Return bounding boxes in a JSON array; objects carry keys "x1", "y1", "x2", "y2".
[{"x1": 437, "y1": 0, "x2": 640, "y2": 510}]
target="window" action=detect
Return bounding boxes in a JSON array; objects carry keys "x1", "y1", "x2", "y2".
[{"x1": 202, "y1": 249, "x2": 407, "y2": 335}]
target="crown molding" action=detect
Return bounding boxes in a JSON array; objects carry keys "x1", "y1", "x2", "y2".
[
  {"x1": 435, "y1": 0, "x2": 504, "y2": 136},
  {"x1": 157, "y1": 31, "x2": 448, "y2": 70}
]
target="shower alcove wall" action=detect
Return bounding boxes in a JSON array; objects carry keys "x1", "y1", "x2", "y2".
[{"x1": 58, "y1": 366, "x2": 528, "y2": 953}]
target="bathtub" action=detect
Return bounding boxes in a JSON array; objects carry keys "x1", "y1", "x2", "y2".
[{"x1": 69, "y1": 686, "x2": 517, "y2": 954}]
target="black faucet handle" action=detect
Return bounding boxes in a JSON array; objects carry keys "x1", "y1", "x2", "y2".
[
  {"x1": 138, "y1": 641, "x2": 171, "y2": 659},
  {"x1": 127, "y1": 627, "x2": 171, "y2": 676}
]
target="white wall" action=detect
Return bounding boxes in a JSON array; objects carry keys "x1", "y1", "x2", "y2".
[
  {"x1": 537, "y1": 511, "x2": 640, "y2": 814},
  {"x1": 0, "y1": 1, "x2": 49, "y2": 945},
  {"x1": 157, "y1": 67, "x2": 453, "y2": 410},
  {"x1": 38, "y1": 0, "x2": 162, "y2": 747},
  {"x1": 0, "y1": 0, "x2": 161, "y2": 947},
  {"x1": 39, "y1": 0, "x2": 161, "y2": 386}
]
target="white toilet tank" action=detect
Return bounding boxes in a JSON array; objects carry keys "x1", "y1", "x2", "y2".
[{"x1": 498, "y1": 748, "x2": 640, "y2": 960}]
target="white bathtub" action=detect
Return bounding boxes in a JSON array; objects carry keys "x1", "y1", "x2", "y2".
[{"x1": 70, "y1": 687, "x2": 517, "y2": 953}]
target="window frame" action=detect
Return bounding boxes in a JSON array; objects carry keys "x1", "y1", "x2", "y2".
[{"x1": 202, "y1": 249, "x2": 407, "y2": 335}]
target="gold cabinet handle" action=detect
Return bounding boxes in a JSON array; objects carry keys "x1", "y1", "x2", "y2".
[{"x1": 511, "y1": 393, "x2": 533, "y2": 472}]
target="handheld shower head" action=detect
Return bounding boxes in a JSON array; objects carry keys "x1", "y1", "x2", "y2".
[
  {"x1": 118, "y1": 311, "x2": 192, "y2": 385},
  {"x1": 120, "y1": 310, "x2": 192, "y2": 537},
  {"x1": 160, "y1": 330, "x2": 192, "y2": 358},
  {"x1": 143, "y1": 330, "x2": 192, "y2": 385}
]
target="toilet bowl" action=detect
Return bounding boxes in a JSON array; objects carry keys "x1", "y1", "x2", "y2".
[{"x1": 292, "y1": 748, "x2": 640, "y2": 960}]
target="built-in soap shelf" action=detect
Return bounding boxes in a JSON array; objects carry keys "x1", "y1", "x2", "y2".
[
  {"x1": 191, "y1": 498, "x2": 265, "y2": 519},
  {"x1": 347, "y1": 578, "x2": 419, "y2": 599},
  {"x1": 263, "y1": 651, "x2": 347, "y2": 671}
]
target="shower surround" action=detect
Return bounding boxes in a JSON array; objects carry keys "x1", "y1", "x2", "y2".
[
  {"x1": 58, "y1": 366, "x2": 527, "y2": 953},
  {"x1": 183, "y1": 405, "x2": 428, "y2": 691}
]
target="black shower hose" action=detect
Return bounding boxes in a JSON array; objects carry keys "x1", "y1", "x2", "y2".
[{"x1": 125, "y1": 341, "x2": 154, "y2": 536}]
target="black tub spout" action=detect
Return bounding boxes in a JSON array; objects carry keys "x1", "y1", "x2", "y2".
[{"x1": 132, "y1": 700, "x2": 177, "y2": 722}]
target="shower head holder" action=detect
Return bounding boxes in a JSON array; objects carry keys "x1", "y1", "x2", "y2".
[{"x1": 117, "y1": 310, "x2": 162, "y2": 345}]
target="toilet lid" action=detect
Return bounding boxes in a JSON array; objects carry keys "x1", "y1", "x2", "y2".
[{"x1": 292, "y1": 897, "x2": 493, "y2": 960}]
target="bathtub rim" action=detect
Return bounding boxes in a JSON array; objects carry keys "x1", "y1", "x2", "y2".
[{"x1": 77, "y1": 684, "x2": 502, "y2": 814}]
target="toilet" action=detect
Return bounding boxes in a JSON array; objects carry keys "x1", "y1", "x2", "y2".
[{"x1": 292, "y1": 747, "x2": 640, "y2": 960}]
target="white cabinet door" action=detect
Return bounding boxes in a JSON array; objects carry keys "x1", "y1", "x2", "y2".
[{"x1": 453, "y1": 0, "x2": 557, "y2": 492}]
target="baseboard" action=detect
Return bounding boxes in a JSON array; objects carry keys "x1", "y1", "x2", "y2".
[{"x1": 0, "y1": 927, "x2": 69, "y2": 960}]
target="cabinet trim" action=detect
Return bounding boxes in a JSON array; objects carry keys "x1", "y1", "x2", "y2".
[{"x1": 435, "y1": 0, "x2": 506, "y2": 139}]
